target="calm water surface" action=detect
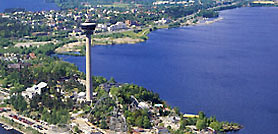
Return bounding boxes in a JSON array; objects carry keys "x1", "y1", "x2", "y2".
[
  {"x1": 0, "y1": 0, "x2": 59, "y2": 12},
  {"x1": 59, "y1": 7, "x2": 278, "y2": 134},
  {"x1": 0, "y1": 123, "x2": 22, "y2": 134}
]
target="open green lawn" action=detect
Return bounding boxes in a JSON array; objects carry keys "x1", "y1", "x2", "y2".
[
  {"x1": 156, "y1": 25, "x2": 169, "y2": 29},
  {"x1": 121, "y1": 28, "x2": 151, "y2": 39},
  {"x1": 0, "y1": 79, "x2": 3, "y2": 85}
]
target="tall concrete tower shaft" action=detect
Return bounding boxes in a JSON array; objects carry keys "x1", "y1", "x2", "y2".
[
  {"x1": 86, "y1": 34, "x2": 92, "y2": 101},
  {"x1": 81, "y1": 22, "x2": 96, "y2": 102}
]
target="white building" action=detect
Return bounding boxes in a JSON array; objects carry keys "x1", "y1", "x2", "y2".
[
  {"x1": 108, "y1": 22, "x2": 127, "y2": 32},
  {"x1": 22, "y1": 82, "x2": 47, "y2": 99},
  {"x1": 95, "y1": 24, "x2": 108, "y2": 32},
  {"x1": 138, "y1": 102, "x2": 150, "y2": 109},
  {"x1": 77, "y1": 92, "x2": 86, "y2": 103},
  {"x1": 153, "y1": 1, "x2": 191, "y2": 5},
  {"x1": 154, "y1": 18, "x2": 172, "y2": 25},
  {"x1": 153, "y1": 1, "x2": 169, "y2": 5}
]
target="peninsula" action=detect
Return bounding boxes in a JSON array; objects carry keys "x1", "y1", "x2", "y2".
[
  {"x1": 1, "y1": 0, "x2": 271, "y2": 133},
  {"x1": 0, "y1": 0, "x2": 250, "y2": 56}
]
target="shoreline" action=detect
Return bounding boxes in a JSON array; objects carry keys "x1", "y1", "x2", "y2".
[
  {"x1": 0, "y1": 119, "x2": 24, "y2": 134},
  {"x1": 53, "y1": 2, "x2": 248, "y2": 55},
  {"x1": 0, "y1": 113, "x2": 42, "y2": 134},
  {"x1": 55, "y1": 16, "x2": 223, "y2": 56}
]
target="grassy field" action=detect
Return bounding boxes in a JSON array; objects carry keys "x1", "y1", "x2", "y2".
[
  {"x1": 0, "y1": 79, "x2": 3, "y2": 86},
  {"x1": 121, "y1": 28, "x2": 151, "y2": 40},
  {"x1": 156, "y1": 25, "x2": 169, "y2": 29}
]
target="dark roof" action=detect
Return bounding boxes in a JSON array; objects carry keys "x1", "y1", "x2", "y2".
[
  {"x1": 99, "y1": 82, "x2": 122, "y2": 92},
  {"x1": 91, "y1": 132, "x2": 102, "y2": 134},
  {"x1": 8, "y1": 64, "x2": 21, "y2": 69}
]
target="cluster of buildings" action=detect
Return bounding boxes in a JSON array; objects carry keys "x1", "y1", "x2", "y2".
[
  {"x1": 153, "y1": 0, "x2": 195, "y2": 5},
  {"x1": 1, "y1": 7, "x2": 134, "y2": 34},
  {"x1": 94, "y1": 82, "x2": 183, "y2": 133},
  {"x1": 0, "y1": 53, "x2": 36, "y2": 70},
  {"x1": 94, "y1": 20, "x2": 142, "y2": 33},
  {"x1": 0, "y1": 3, "x2": 175, "y2": 40},
  {"x1": 95, "y1": 22, "x2": 128, "y2": 32},
  {"x1": 0, "y1": 53, "x2": 19, "y2": 62},
  {"x1": 107, "y1": 22, "x2": 127, "y2": 32},
  {"x1": 0, "y1": 53, "x2": 35, "y2": 62}
]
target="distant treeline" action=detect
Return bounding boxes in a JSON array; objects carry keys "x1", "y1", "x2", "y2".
[
  {"x1": 47, "y1": 0, "x2": 155, "y2": 9},
  {"x1": 198, "y1": 10, "x2": 219, "y2": 18},
  {"x1": 213, "y1": 1, "x2": 248, "y2": 11}
]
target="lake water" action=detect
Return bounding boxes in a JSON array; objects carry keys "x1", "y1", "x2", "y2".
[
  {"x1": 0, "y1": 123, "x2": 22, "y2": 134},
  {"x1": 58, "y1": 7, "x2": 278, "y2": 134},
  {"x1": 0, "y1": 0, "x2": 59, "y2": 12}
]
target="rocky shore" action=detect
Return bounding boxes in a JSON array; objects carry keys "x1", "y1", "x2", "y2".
[{"x1": 55, "y1": 37, "x2": 145, "y2": 54}]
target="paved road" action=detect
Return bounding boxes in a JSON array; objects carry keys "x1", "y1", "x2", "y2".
[
  {"x1": 73, "y1": 118, "x2": 106, "y2": 134},
  {"x1": 0, "y1": 109, "x2": 71, "y2": 134}
]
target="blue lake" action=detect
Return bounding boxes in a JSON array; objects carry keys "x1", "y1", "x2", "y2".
[
  {"x1": 58, "y1": 7, "x2": 278, "y2": 134},
  {"x1": 0, "y1": 0, "x2": 59, "y2": 12},
  {"x1": 0, "y1": 123, "x2": 22, "y2": 134}
]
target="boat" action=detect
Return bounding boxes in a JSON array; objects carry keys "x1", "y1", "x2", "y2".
[{"x1": 3, "y1": 125, "x2": 13, "y2": 130}]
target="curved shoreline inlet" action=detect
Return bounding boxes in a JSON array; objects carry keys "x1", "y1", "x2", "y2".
[
  {"x1": 58, "y1": 7, "x2": 278, "y2": 134},
  {"x1": 0, "y1": 0, "x2": 277, "y2": 133}
]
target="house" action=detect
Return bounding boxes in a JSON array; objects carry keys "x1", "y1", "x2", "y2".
[
  {"x1": 125, "y1": 20, "x2": 131, "y2": 26},
  {"x1": 77, "y1": 92, "x2": 86, "y2": 103},
  {"x1": 154, "y1": 127, "x2": 170, "y2": 134},
  {"x1": 69, "y1": 28, "x2": 82, "y2": 36},
  {"x1": 169, "y1": 116, "x2": 181, "y2": 123},
  {"x1": 115, "y1": 22, "x2": 127, "y2": 29},
  {"x1": 108, "y1": 22, "x2": 127, "y2": 32},
  {"x1": 154, "y1": 18, "x2": 172, "y2": 25},
  {"x1": 7, "y1": 64, "x2": 21, "y2": 69},
  {"x1": 29, "y1": 53, "x2": 36, "y2": 59},
  {"x1": 8, "y1": 62, "x2": 31, "y2": 69},
  {"x1": 99, "y1": 82, "x2": 122, "y2": 92},
  {"x1": 95, "y1": 24, "x2": 108, "y2": 32},
  {"x1": 153, "y1": 1, "x2": 170, "y2": 5},
  {"x1": 133, "y1": 128, "x2": 145, "y2": 133},
  {"x1": 31, "y1": 32, "x2": 49, "y2": 36},
  {"x1": 138, "y1": 102, "x2": 150, "y2": 109},
  {"x1": 22, "y1": 82, "x2": 48, "y2": 99},
  {"x1": 154, "y1": 104, "x2": 164, "y2": 108},
  {"x1": 207, "y1": 127, "x2": 216, "y2": 133}
]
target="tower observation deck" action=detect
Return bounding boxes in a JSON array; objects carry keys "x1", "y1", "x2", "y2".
[{"x1": 80, "y1": 22, "x2": 96, "y2": 101}]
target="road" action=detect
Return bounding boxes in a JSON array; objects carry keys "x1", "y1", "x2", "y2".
[
  {"x1": 0, "y1": 108, "x2": 71, "y2": 134},
  {"x1": 73, "y1": 118, "x2": 106, "y2": 134}
]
